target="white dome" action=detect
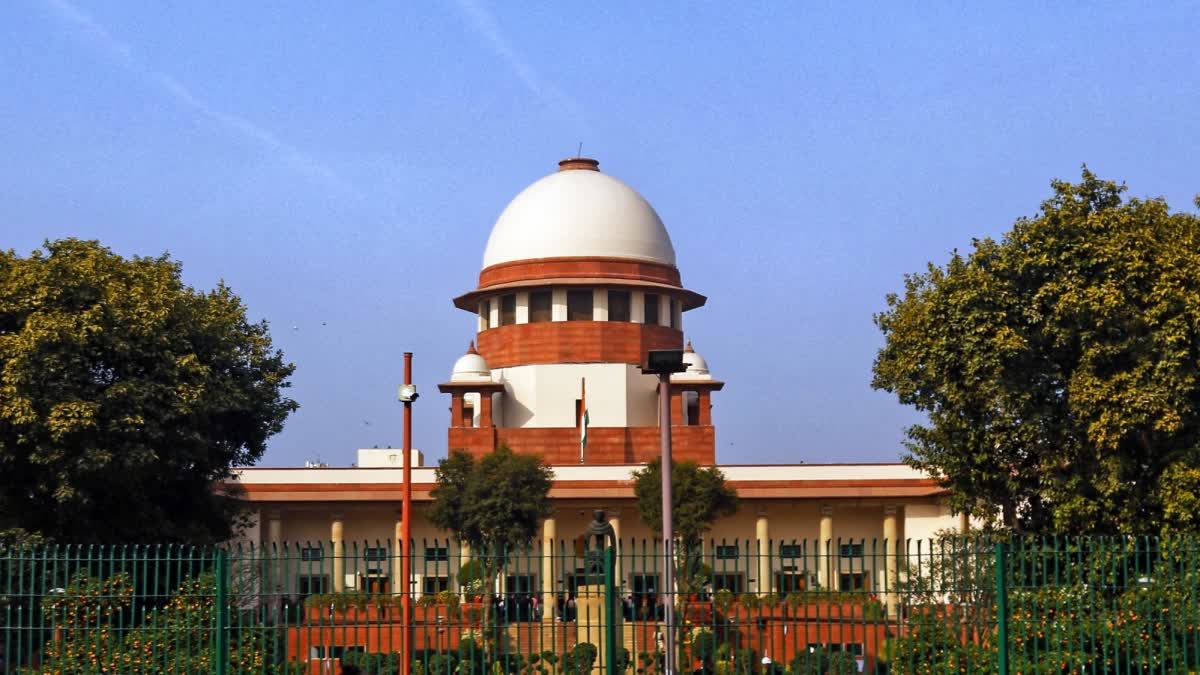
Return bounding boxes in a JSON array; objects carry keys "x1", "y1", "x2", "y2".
[
  {"x1": 482, "y1": 163, "x2": 676, "y2": 269},
  {"x1": 450, "y1": 351, "x2": 491, "y2": 382},
  {"x1": 673, "y1": 342, "x2": 711, "y2": 380}
]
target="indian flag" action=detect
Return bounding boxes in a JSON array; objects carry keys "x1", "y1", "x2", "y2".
[{"x1": 579, "y1": 378, "x2": 589, "y2": 463}]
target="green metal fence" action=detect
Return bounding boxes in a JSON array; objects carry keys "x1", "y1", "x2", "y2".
[{"x1": 2, "y1": 536, "x2": 1198, "y2": 674}]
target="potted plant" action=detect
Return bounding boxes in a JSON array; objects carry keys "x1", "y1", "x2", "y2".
[
  {"x1": 458, "y1": 560, "x2": 488, "y2": 600},
  {"x1": 713, "y1": 589, "x2": 735, "y2": 616},
  {"x1": 416, "y1": 594, "x2": 443, "y2": 623},
  {"x1": 304, "y1": 591, "x2": 386, "y2": 622},
  {"x1": 785, "y1": 591, "x2": 871, "y2": 620},
  {"x1": 759, "y1": 593, "x2": 781, "y2": 616}
]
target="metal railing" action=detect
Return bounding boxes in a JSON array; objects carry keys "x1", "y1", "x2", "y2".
[{"x1": 2, "y1": 535, "x2": 1198, "y2": 673}]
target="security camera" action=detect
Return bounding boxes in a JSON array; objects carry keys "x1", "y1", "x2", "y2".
[{"x1": 398, "y1": 384, "x2": 419, "y2": 403}]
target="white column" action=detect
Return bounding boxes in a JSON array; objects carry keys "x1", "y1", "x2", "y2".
[
  {"x1": 552, "y1": 289, "x2": 568, "y2": 321},
  {"x1": 883, "y1": 505, "x2": 899, "y2": 617},
  {"x1": 478, "y1": 301, "x2": 489, "y2": 332},
  {"x1": 267, "y1": 510, "x2": 282, "y2": 548},
  {"x1": 756, "y1": 511, "x2": 771, "y2": 595},
  {"x1": 658, "y1": 295, "x2": 671, "y2": 327},
  {"x1": 516, "y1": 292, "x2": 530, "y2": 324},
  {"x1": 541, "y1": 517, "x2": 557, "y2": 619},
  {"x1": 631, "y1": 292, "x2": 645, "y2": 324},
  {"x1": 331, "y1": 513, "x2": 346, "y2": 593},
  {"x1": 593, "y1": 288, "x2": 608, "y2": 321},
  {"x1": 609, "y1": 513, "x2": 622, "y2": 589},
  {"x1": 488, "y1": 299, "x2": 500, "y2": 330},
  {"x1": 818, "y1": 504, "x2": 833, "y2": 591},
  {"x1": 265, "y1": 510, "x2": 283, "y2": 596}
]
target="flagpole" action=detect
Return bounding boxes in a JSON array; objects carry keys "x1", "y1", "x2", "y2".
[{"x1": 579, "y1": 377, "x2": 587, "y2": 464}]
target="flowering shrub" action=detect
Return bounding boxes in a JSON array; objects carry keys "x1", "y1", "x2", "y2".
[{"x1": 32, "y1": 571, "x2": 296, "y2": 674}]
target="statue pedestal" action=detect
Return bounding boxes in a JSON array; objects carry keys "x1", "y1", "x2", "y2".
[{"x1": 575, "y1": 584, "x2": 617, "y2": 675}]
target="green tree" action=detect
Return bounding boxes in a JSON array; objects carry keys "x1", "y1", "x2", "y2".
[
  {"x1": 632, "y1": 457, "x2": 739, "y2": 553},
  {"x1": 429, "y1": 445, "x2": 554, "y2": 556},
  {"x1": 0, "y1": 239, "x2": 296, "y2": 543},
  {"x1": 428, "y1": 445, "x2": 553, "y2": 647},
  {"x1": 872, "y1": 170, "x2": 1200, "y2": 533}
]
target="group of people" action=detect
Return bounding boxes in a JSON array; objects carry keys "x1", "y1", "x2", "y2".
[
  {"x1": 483, "y1": 593, "x2": 543, "y2": 623},
  {"x1": 466, "y1": 590, "x2": 668, "y2": 623},
  {"x1": 622, "y1": 592, "x2": 666, "y2": 622}
]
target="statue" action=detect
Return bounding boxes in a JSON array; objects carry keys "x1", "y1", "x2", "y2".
[
  {"x1": 585, "y1": 509, "x2": 616, "y2": 550},
  {"x1": 583, "y1": 510, "x2": 616, "y2": 580}
]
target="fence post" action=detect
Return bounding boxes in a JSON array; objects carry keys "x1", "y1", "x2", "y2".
[
  {"x1": 215, "y1": 548, "x2": 230, "y2": 675},
  {"x1": 994, "y1": 541, "x2": 1009, "y2": 675},
  {"x1": 605, "y1": 546, "x2": 617, "y2": 675}
]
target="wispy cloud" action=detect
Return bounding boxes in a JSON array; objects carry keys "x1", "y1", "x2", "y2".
[
  {"x1": 449, "y1": 0, "x2": 590, "y2": 132},
  {"x1": 39, "y1": 0, "x2": 355, "y2": 196}
]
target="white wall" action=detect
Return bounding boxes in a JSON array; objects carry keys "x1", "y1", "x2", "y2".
[
  {"x1": 495, "y1": 363, "x2": 661, "y2": 428},
  {"x1": 626, "y1": 365, "x2": 660, "y2": 426},
  {"x1": 904, "y1": 503, "x2": 957, "y2": 544}
]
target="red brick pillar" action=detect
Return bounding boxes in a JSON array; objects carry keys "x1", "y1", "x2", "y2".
[
  {"x1": 450, "y1": 393, "x2": 464, "y2": 427},
  {"x1": 698, "y1": 391, "x2": 712, "y2": 425},
  {"x1": 670, "y1": 388, "x2": 685, "y2": 426},
  {"x1": 479, "y1": 392, "x2": 494, "y2": 428}
]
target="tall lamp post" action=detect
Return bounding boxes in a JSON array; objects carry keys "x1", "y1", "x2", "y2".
[
  {"x1": 397, "y1": 355, "x2": 419, "y2": 675},
  {"x1": 641, "y1": 349, "x2": 687, "y2": 675}
]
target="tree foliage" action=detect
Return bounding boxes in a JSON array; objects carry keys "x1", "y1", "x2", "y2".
[
  {"x1": 429, "y1": 445, "x2": 554, "y2": 556},
  {"x1": 872, "y1": 170, "x2": 1200, "y2": 533},
  {"x1": 0, "y1": 239, "x2": 296, "y2": 543},
  {"x1": 632, "y1": 457, "x2": 738, "y2": 551}
]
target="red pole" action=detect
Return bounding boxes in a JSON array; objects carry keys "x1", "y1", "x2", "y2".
[
  {"x1": 402, "y1": 352, "x2": 413, "y2": 675},
  {"x1": 659, "y1": 374, "x2": 676, "y2": 675}
]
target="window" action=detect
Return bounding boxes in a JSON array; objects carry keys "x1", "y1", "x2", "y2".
[
  {"x1": 567, "y1": 290, "x2": 592, "y2": 321},
  {"x1": 529, "y1": 290, "x2": 552, "y2": 323},
  {"x1": 715, "y1": 545, "x2": 740, "y2": 560},
  {"x1": 712, "y1": 573, "x2": 745, "y2": 593},
  {"x1": 423, "y1": 576, "x2": 450, "y2": 594},
  {"x1": 479, "y1": 301, "x2": 490, "y2": 330},
  {"x1": 686, "y1": 392, "x2": 700, "y2": 426},
  {"x1": 669, "y1": 298, "x2": 679, "y2": 328},
  {"x1": 837, "y1": 643, "x2": 865, "y2": 657},
  {"x1": 779, "y1": 544, "x2": 804, "y2": 559},
  {"x1": 839, "y1": 543, "x2": 864, "y2": 558},
  {"x1": 775, "y1": 572, "x2": 808, "y2": 593},
  {"x1": 424, "y1": 546, "x2": 449, "y2": 562},
  {"x1": 839, "y1": 572, "x2": 866, "y2": 591},
  {"x1": 630, "y1": 575, "x2": 661, "y2": 606},
  {"x1": 505, "y1": 574, "x2": 537, "y2": 594},
  {"x1": 643, "y1": 294, "x2": 660, "y2": 325},
  {"x1": 300, "y1": 547, "x2": 325, "y2": 562},
  {"x1": 608, "y1": 290, "x2": 631, "y2": 322},
  {"x1": 298, "y1": 575, "x2": 329, "y2": 598},
  {"x1": 499, "y1": 294, "x2": 516, "y2": 326},
  {"x1": 363, "y1": 547, "x2": 388, "y2": 562}
]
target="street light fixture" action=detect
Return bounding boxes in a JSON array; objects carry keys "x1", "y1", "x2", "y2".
[{"x1": 640, "y1": 348, "x2": 687, "y2": 675}]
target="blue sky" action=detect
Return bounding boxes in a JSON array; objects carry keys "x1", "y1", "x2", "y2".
[{"x1": 3, "y1": 1, "x2": 1197, "y2": 466}]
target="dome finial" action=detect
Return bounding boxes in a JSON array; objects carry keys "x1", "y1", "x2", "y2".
[
  {"x1": 685, "y1": 340, "x2": 694, "y2": 353},
  {"x1": 558, "y1": 157, "x2": 600, "y2": 172},
  {"x1": 467, "y1": 340, "x2": 478, "y2": 354}
]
